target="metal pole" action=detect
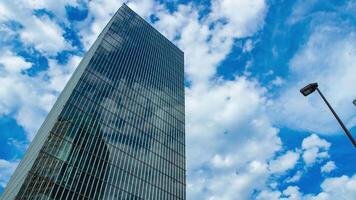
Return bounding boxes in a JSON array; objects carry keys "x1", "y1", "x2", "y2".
[{"x1": 316, "y1": 88, "x2": 356, "y2": 148}]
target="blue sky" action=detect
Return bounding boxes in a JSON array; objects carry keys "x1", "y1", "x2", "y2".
[{"x1": 0, "y1": 0, "x2": 356, "y2": 199}]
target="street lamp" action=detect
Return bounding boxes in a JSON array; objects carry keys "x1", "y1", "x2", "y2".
[{"x1": 300, "y1": 82, "x2": 356, "y2": 148}]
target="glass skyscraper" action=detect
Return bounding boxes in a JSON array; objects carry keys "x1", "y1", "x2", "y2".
[{"x1": 1, "y1": 4, "x2": 185, "y2": 200}]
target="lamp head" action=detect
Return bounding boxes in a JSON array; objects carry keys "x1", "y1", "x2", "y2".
[
  {"x1": 300, "y1": 83, "x2": 318, "y2": 96},
  {"x1": 353, "y1": 99, "x2": 356, "y2": 106}
]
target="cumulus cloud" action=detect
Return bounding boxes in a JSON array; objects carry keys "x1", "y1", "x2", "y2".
[
  {"x1": 19, "y1": 15, "x2": 72, "y2": 55},
  {"x1": 269, "y1": 150, "x2": 300, "y2": 174},
  {"x1": 127, "y1": 0, "x2": 155, "y2": 17},
  {"x1": 0, "y1": 51, "x2": 31, "y2": 74},
  {"x1": 153, "y1": 0, "x2": 267, "y2": 84},
  {"x1": 6, "y1": 138, "x2": 28, "y2": 152},
  {"x1": 153, "y1": 4, "x2": 192, "y2": 41},
  {"x1": 186, "y1": 77, "x2": 281, "y2": 199},
  {"x1": 310, "y1": 175, "x2": 356, "y2": 199},
  {"x1": 273, "y1": 24, "x2": 356, "y2": 134},
  {"x1": 209, "y1": 0, "x2": 267, "y2": 37},
  {"x1": 243, "y1": 39, "x2": 254, "y2": 53},
  {"x1": 259, "y1": 175, "x2": 356, "y2": 200},
  {"x1": 0, "y1": 159, "x2": 19, "y2": 188},
  {"x1": 301, "y1": 134, "x2": 330, "y2": 166},
  {"x1": 0, "y1": 51, "x2": 79, "y2": 140},
  {"x1": 16, "y1": 0, "x2": 78, "y2": 21},
  {"x1": 257, "y1": 133, "x2": 335, "y2": 199},
  {"x1": 186, "y1": 78, "x2": 276, "y2": 166},
  {"x1": 0, "y1": 51, "x2": 44, "y2": 118},
  {"x1": 270, "y1": 76, "x2": 285, "y2": 87},
  {"x1": 257, "y1": 190, "x2": 281, "y2": 200},
  {"x1": 282, "y1": 186, "x2": 303, "y2": 200},
  {"x1": 286, "y1": 170, "x2": 303, "y2": 183},
  {"x1": 0, "y1": 0, "x2": 75, "y2": 55},
  {"x1": 257, "y1": 186, "x2": 303, "y2": 200},
  {"x1": 46, "y1": 55, "x2": 81, "y2": 92},
  {"x1": 320, "y1": 161, "x2": 336, "y2": 174}
]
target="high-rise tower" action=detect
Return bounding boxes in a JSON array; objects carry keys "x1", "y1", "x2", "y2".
[{"x1": 1, "y1": 4, "x2": 185, "y2": 200}]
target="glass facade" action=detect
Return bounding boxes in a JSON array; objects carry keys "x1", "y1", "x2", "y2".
[{"x1": 1, "y1": 4, "x2": 185, "y2": 200}]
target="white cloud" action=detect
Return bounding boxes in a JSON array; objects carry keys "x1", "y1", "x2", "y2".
[
  {"x1": 273, "y1": 25, "x2": 356, "y2": 134},
  {"x1": 211, "y1": 154, "x2": 234, "y2": 169},
  {"x1": 127, "y1": 0, "x2": 155, "y2": 18},
  {"x1": 304, "y1": 175, "x2": 356, "y2": 199},
  {"x1": 302, "y1": 134, "x2": 330, "y2": 150},
  {"x1": 257, "y1": 186, "x2": 303, "y2": 200},
  {"x1": 320, "y1": 161, "x2": 336, "y2": 174},
  {"x1": 282, "y1": 186, "x2": 302, "y2": 200},
  {"x1": 186, "y1": 77, "x2": 282, "y2": 199},
  {"x1": 0, "y1": 51, "x2": 31, "y2": 73},
  {"x1": 257, "y1": 134, "x2": 335, "y2": 199},
  {"x1": 20, "y1": 15, "x2": 72, "y2": 55},
  {"x1": 0, "y1": 51, "x2": 79, "y2": 140},
  {"x1": 310, "y1": 175, "x2": 356, "y2": 199},
  {"x1": 271, "y1": 76, "x2": 285, "y2": 87},
  {"x1": 243, "y1": 39, "x2": 254, "y2": 53},
  {"x1": 286, "y1": 170, "x2": 303, "y2": 183},
  {"x1": 209, "y1": 0, "x2": 267, "y2": 37},
  {"x1": 266, "y1": 175, "x2": 356, "y2": 200},
  {"x1": 301, "y1": 134, "x2": 330, "y2": 166},
  {"x1": 153, "y1": 4, "x2": 193, "y2": 41},
  {"x1": 189, "y1": 160, "x2": 271, "y2": 200},
  {"x1": 269, "y1": 150, "x2": 300, "y2": 174},
  {"x1": 45, "y1": 55, "x2": 81, "y2": 92},
  {"x1": 6, "y1": 138, "x2": 28, "y2": 152},
  {"x1": 0, "y1": 159, "x2": 19, "y2": 188},
  {"x1": 0, "y1": 0, "x2": 76, "y2": 55},
  {"x1": 153, "y1": 0, "x2": 267, "y2": 85},
  {"x1": 257, "y1": 190, "x2": 281, "y2": 200},
  {"x1": 0, "y1": 0, "x2": 78, "y2": 23},
  {"x1": 18, "y1": 0, "x2": 79, "y2": 21},
  {"x1": 186, "y1": 77, "x2": 281, "y2": 170},
  {"x1": 0, "y1": 52, "x2": 52, "y2": 140},
  {"x1": 287, "y1": 0, "x2": 319, "y2": 25},
  {"x1": 0, "y1": 2, "x2": 13, "y2": 21}
]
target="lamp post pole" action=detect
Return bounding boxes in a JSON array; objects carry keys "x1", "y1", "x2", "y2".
[{"x1": 315, "y1": 88, "x2": 356, "y2": 148}]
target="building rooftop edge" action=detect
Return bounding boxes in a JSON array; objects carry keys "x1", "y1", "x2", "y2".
[{"x1": 121, "y1": 3, "x2": 184, "y2": 56}]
